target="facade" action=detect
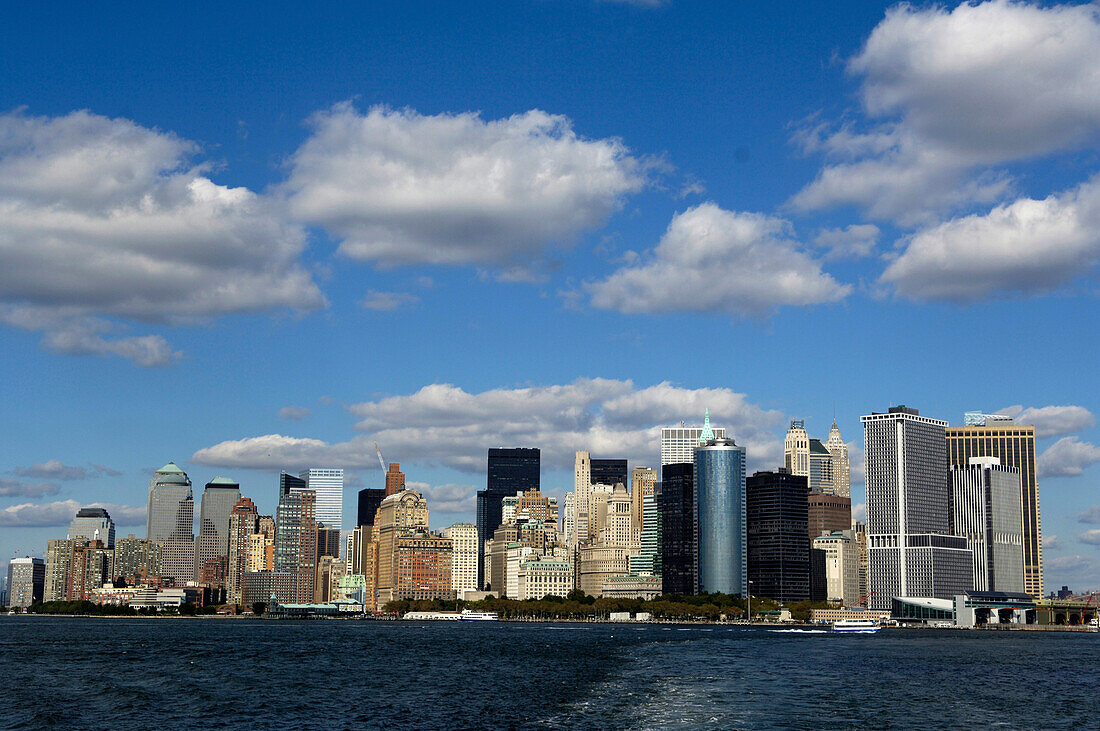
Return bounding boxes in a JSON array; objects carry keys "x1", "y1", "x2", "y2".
[
  {"x1": 591, "y1": 459, "x2": 628, "y2": 491},
  {"x1": 950, "y1": 457, "x2": 1025, "y2": 593},
  {"x1": 661, "y1": 419, "x2": 726, "y2": 465},
  {"x1": 946, "y1": 419, "x2": 1042, "y2": 599},
  {"x1": 563, "y1": 493, "x2": 576, "y2": 546},
  {"x1": 7, "y1": 557, "x2": 45, "y2": 608},
  {"x1": 357, "y1": 487, "x2": 386, "y2": 527},
  {"x1": 852, "y1": 520, "x2": 868, "y2": 604},
  {"x1": 477, "y1": 447, "x2": 539, "y2": 588},
  {"x1": 392, "y1": 533, "x2": 453, "y2": 602},
  {"x1": 660, "y1": 463, "x2": 695, "y2": 595},
  {"x1": 578, "y1": 544, "x2": 633, "y2": 596},
  {"x1": 443, "y1": 523, "x2": 479, "y2": 597},
  {"x1": 601, "y1": 574, "x2": 662, "y2": 600},
  {"x1": 113, "y1": 535, "x2": 163, "y2": 581},
  {"x1": 274, "y1": 488, "x2": 318, "y2": 603},
  {"x1": 573, "y1": 450, "x2": 592, "y2": 546},
  {"x1": 694, "y1": 438, "x2": 747, "y2": 596},
  {"x1": 195, "y1": 477, "x2": 241, "y2": 582},
  {"x1": 808, "y1": 492, "x2": 852, "y2": 542},
  {"x1": 371, "y1": 489, "x2": 431, "y2": 605},
  {"x1": 517, "y1": 558, "x2": 573, "y2": 600},
  {"x1": 69, "y1": 507, "x2": 116, "y2": 548},
  {"x1": 241, "y1": 570, "x2": 293, "y2": 607},
  {"x1": 825, "y1": 422, "x2": 851, "y2": 498},
  {"x1": 808, "y1": 439, "x2": 834, "y2": 494},
  {"x1": 630, "y1": 466, "x2": 657, "y2": 535},
  {"x1": 317, "y1": 525, "x2": 342, "y2": 560},
  {"x1": 862, "y1": 406, "x2": 973, "y2": 610},
  {"x1": 145, "y1": 462, "x2": 195, "y2": 586},
  {"x1": 299, "y1": 468, "x2": 343, "y2": 529},
  {"x1": 784, "y1": 420, "x2": 810, "y2": 477},
  {"x1": 384, "y1": 463, "x2": 405, "y2": 497},
  {"x1": 745, "y1": 469, "x2": 809, "y2": 603},
  {"x1": 68, "y1": 541, "x2": 111, "y2": 600},
  {"x1": 631, "y1": 488, "x2": 662, "y2": 576},
  {"x1": 45, "y1": 539, "x2": 74, "y2": 602},
  {"x1": 226, "y1": 497, "x2": 259, "y2": 605},
  {"x1": 812, "y1": 530, "x2": 860, "y2": 606}
]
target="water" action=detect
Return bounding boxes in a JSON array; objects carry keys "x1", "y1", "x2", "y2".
[{"x1": 1, "y1": 617, "x2": 1094, "y2": 728}]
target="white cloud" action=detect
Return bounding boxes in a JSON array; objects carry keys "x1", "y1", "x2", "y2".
[
  {"x1": 587, "y1": 203, "x2": 850, "y2": 316},
  {"x1": 14, "y1": 460, "x2": 87, "y2": 480},
  {"x1": 792, "y1": 0, "x2": 1100, "y2": 223},
  {"x1": 0, "y1": 478, "x2": 60, "y2": 498},
  {"x1": 1078, "y1": 529, "x2": 1100, "y2": 546},
  {"x1": 407, "y1": 481, "x2": 478, "y2": 514},
  {"x1": 1078, "y1": 506, "x2": 1100, "y2": 525},
  {"x1": 192, "y1": 378, "x2": 788, "y2": 475},
  {"x1": 882, "y1": 177, "x2": 1100, "y2": 301},
  {"x1": 282, "y1": 103, "x2": 649, "y2": 270},
  {"x1": 359, "y1": 290, "x2": 420, "y2": 311},
  {"x1": 998, "y1": 404, "x2": 1097, "y2": 438},
  {"x1": 0, "y1": 109, "x2": 324, "y2": 365},
  {"x1": 852, "y1": 502, "x2": 867, "y2": 522},
  {"x1": 0, "y1": 499, "x2": 145, "y2": 527},
  {"x1": 1045, "y1": 554, "x2": 1090, "y2": 572},
  {"x1": 1044, "y1": 534, "x2": 1062, "y2": 550},
  {"x1": 1038, "y1": 436, "x2": 1100, "y2": 478},
  {"x1": 277, "y1": 406, "x2": 311, "y2": 422},
  {"x1": 813, "y1": 224, "x2": 879, "y2": 260}
]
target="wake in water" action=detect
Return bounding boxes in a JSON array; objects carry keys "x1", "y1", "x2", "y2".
[{"x1": 767, "y1": 629, "x2": 828, "y2": 634}]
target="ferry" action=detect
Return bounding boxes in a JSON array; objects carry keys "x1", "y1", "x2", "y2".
[
  {"x1": 459, "y1": 609, "x2": 499, "y2": 622},
  {"x1": 832, "y1": 618, "x2": 879, "y2": 634}
]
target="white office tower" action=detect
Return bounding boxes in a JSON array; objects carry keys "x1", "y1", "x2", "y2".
[
  {"x1": 861, "y1": 406, "x2": 972, "y2": 611},
  {"x1": 950, "y1": 457, "x2": 1025, "y2": 593},
  {"x1": 825, "y1": 422, "x2": 851, "y2": 498},
  {"x1": 573, "y1": 451, "x2": 592, "y2": 545},
  {"x1": 784, "y1": 420, "x2": 810, "y2": 476},
  {"x1": 563, "y1": 493, "x2": 576, "y2": 546},
  {"x1": 661, "y1": 412, "x2": 726, "y2": 466},
  {"x1": 299, "y1": 468, "x2": 343, "y2": 528},
  {"x1": 443, "y1": 523, "x2": 479, "y2": 598}
]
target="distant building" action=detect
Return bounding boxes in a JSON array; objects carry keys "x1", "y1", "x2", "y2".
[
  {"x1": 950, "y1": 457, "x2": 1025, "y2": 593},
  {"x1": 226, "y1": 497, "x2": 259, "y2": 606},
  {"x1": 68, "y1": 540, "x2": 111, "y2": 600},
  {"x1": 242, "y1": 570, "x2": 293, "y2": 607},
  {"x1": 746, "y1": 469, "x2": 809, "y2": 603},
  {"x1": 808, "y1": 439, "x2": 834, "y2": 494},
  {"x1": 195, "y1": 477, "x2": 241, "y2": 583},
  {"x1": 69, "y1": 507, "x2": 116, "y2": 549},
  {"x1": 6, "y1": 557, "x2": 45, "y2": 608},
  {"x1": 275, "y1": 486, "x2": 318, "y2": 603},
  {"x1": 694, "y1": 437, "x2": 746, "y2": 596},
  {"x1": 808, "y1": 492, "x2": 852, "y2": 543},
  {"x1": 371, "y1": 489, "x2": 431, "y2": 607},
  {"x1": 45, "y1": 539, "x2": 74, "y2": 602},
  {"x1": 443, "y1": 523, "x2": 479, "y2": 597},
  {"x1": 784, "y1": 420, "x2": 810, "y2": 477},
  {"x1": 601, "y1": 574, "x2": 662, "y2": 601},
  {"x1": 317, "y1": 524, "x2": 342, "y2": 560},
  {"x1": 384, "y1": 463, "x2": 405, "y2": 497},
  {"x1": 392, "y1": 532, "x2": 453, "y2": 602},
  {"x1": 813, "y1": 530, "x2": 860, "y2": 606},
  {"x1": 591, "y1": 459, "x2": 628, "y2": 492},
  {"x1": 357, "y1": 487, "x2": 386, "y2": 528},
  {"x1": 851, "y1": 520, "x2": 868, "y2": 604},
  {"x1": 630, "y1": 466, "x2": 658, "y2": 535},
  {"x1": 659, "y1": 463, "x2": 695, "y2": 596},
  {"x1": 517, "y1": 558, "x2": 573, "y2": 600},
  {"x1": 113, "y1": 535, "x2": 163, "y2": 581},
  {"x1": 825, "y1": 422, "x2": 851, "y2": 498},
  {"x1": 145, "y1": 462, "x2": 194, "y2": 586},
  {"x1": 661, "y1": 413, "x2": 726, "y2": 466},
  {"x1": 631, "y1": 488, "x2": 661, "y2": 576},
  {"x1": 299, "y1": 468, "x2": 343, "y2": 530},
  {"x1": 476, "y1": 448, "x2": 539, "y2": 588}
]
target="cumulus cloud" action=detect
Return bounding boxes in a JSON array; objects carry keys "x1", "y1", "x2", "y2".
[
  {"x1": 359, "y1": 290, "x2": 419, "y2": 311},
  {"x1": 1046, "y1": 554, "x2": 1090, "y2": 572},
  {"x1": 792, "y1": 0, "x2": 1100, "y2": 223},
  {"x1": 851, "y1": 503, "x2": 867, "y2": 522},
  {"x1": 587, "y1": 204, "x2": 850, "y2": 316},
  {"x1": 997, "y1": 404, "x2": 1097, "y2": 438},
  {"x1": 282, "y1": 104, "x2": 649, "y2": 270},
  {"x1": 813, "y1": 224, "x2": 880, "y2": 260},
  {"x1": 1078, "y1": 506, "x2": 1100, "y2": 525},
  {"x1": 0, "y1": 478, "x2": 60, "y2": 498},
  {"x1": 407, "y1": 481, "x2": 478, "y2": 514},
  {"x1": 192, "y1": 378, "x2": 788, "y2": 475},
  {"x1": 1078, "y1": 529, "x2": 1100, "y2": 546},
  {"x1": 882, "y1": 177, "x2": 1100, "y2": 301},
  {"x1": 1044, "y1": 534, "x2": 1062, "y2": 551},
  {"x1": 1037, "y1": 436, "x2": 1100, "y2": 478},
  {"x1": 0, "y1": 499, "x2": 145, "y2": 527},
  {"x1": 0, "y1": 109, "x2": 324, "y2": 365},
  {"x1": 277, "y1": 406, "x2": 311, "y2": 422}
]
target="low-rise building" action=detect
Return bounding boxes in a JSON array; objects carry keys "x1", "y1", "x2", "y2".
[
  {"x1": 600, "y1": 574, "x2": 662, "y2": 600},
  {"x1": 517, "y1": 558, "x2": 574, "y2": 600}
]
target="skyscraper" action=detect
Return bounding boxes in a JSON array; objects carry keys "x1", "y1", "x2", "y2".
[
  {"x1": 69, "y1": 507, "x2": 116, "y2": 548},
  {"x1": 808, "y1": 439, "x2": 834, "y2": 494},
  {"x1": 6, "y1": 557, "x2": 44, "y2": 608},
  {"x1": 275, "y1": 487, "x2": 317, "y2": 603},
  {"x1": 357, "y1": 487, "x2": 386, "y2": 528},
  {"x1": 661, "y1": 416, "x2": 726, "y2": 466},
  {"x1": 371, "y1": 489, "x2": 430, "y2": 606},
  {"x1": 808, "y1": 492, "x2": 852, "y2": 543},
  {"x1": 146, "y1": 462, "x2": 194, "y2": 586},
  {"x1": 591, "y1": 459, "x2": 628, "y2": 490},
  {"x1": 384, "y1": 463, "x2": 405, "y2": 497},
  {"x1": 946, "y1": 415, "x2": 1042, "y2": 599},
  {"x1": 195, "y1": 477, "x2": 241, "y2": 582},
  {"x1": 630, "y1": 466, "x2": 657, "y2": 535},
  {"x1": 862, "y1": 406, "x2": 972, "y2": 610},
  {"x1": 950, "y1": 457, "x2": 1025, "y2": 593},
  {"x1": 693, "y1": 437, "x2": 747, "y2": 596},
  {"x1": 443, "y1": 523, "x2": 479, "y2": 598},
  {"x1": 476, "y1": 447, "x2": 539, "y2": 588},
  {"x1": 113, "y1": 534, "x2": 163, "y2": 581},
  {"x1": 825, "y1": 422, "x2": 851, "y2": 498},
  {"x1": 631, "y1": 486, "x2": 662, "y2": 577},
  {"x1": 226, "y1": 497, "x2": 259, "y2": 606},
  {"x1": 299, "y1": 468, "x2": 343, "y2": 529},
  {"x1": 573, "y1": 450, "x2": 592, "y2": 546},
  {"x1": 659, "y1": 463, "x2": 695, "y2": 595},
  {"x1": 746, "y1": 469, "x2": 810, "y2": 603},
  {"x1": 784, "y1": 420, "x2": 810, "y2": 477}
]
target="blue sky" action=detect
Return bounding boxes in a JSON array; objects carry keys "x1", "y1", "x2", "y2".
[{"x1": 2, "y1": 1, "x2": 1099, "y2": 592}]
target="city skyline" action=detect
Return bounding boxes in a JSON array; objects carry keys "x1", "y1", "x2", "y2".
[{"x1": 3, "y1": 1, "x2": 1100, "y2": 594}]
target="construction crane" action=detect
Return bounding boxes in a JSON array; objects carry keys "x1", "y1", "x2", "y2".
[
  {"x1": 374, "y1": 441, "x2": 386, "y2": 472},
  {"x1": 853, "y1": 590, "x2": 875, "y2": 608}
]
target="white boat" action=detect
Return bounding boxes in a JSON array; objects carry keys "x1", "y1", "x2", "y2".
[
  {"x1": 459, "y1": 609, "x2": 499, "y2": 622},
  {"x1": 832, "y1": 618, "x2": 879, "y2": 634}
]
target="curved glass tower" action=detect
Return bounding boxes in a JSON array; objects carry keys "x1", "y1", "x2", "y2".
[{"x1": 694, "y1": 437, "x2": 747, "y2": 596}]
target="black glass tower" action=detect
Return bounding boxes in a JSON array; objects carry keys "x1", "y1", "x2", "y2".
[
  {"x1": 590, "y1": 458, "x2": 628, "y2": 488},
  {"x1": 476, "y1": 447, "x2": 540, "y2": 588},
  {"x1": 746, "y1": 469, "x2": 810, "y2": 603},
  {"x1": 356, "y1": 488, "x2": 386, "y2": 528},
  {"x1": 659, "y1": 462, "x2": 695, "y2": 596}
]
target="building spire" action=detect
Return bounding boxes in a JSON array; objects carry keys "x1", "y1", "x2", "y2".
[{"x1": 700, "y1": 408, "x2": 714, "y2": 444}]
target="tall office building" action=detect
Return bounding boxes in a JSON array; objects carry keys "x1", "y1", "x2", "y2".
[
  {"x1": 661, "y1": 415, "x2": 726, "y2": 465},
  {"x1": 371, "y1": 489, "x2": 430, "y2": 606},
  {"x1": 476, "y1": 447, "x2": 539, "y2": 588},
  {"x1": 862, "y1": 406, "x2": 972, "y2": 610},
  {"x1": 808, "y1": 492, "x2": 852, "y2": 542},
  {"x1": 813, "y1": 530, "x2": 861, "y2": 606},
  {"x1": 784, "y1": 420, "x2": 810, "y2": 477},
  {"x1": 357, "y1": 488, "x2": 386, "y2": 527},
  {"x1": 745, "y1": 469, "x2": 810, "y2": 603},
  {"x1": 825, "y1": 422, "x2": 851, "y2": 498},
  {"x1": 317, "y1": 525, "x2": 342, "y2": 560},
  {"x1": 946, "y1": 415, "x2": 1042, "y2": 598},
  {"x1": 631, "y1": 466, "x2": 657, "y2": 535},
  {"x1": 69, "y1": 507, "x2": 116, "y2": 549},
  {"x1": 113, "y1": 535, "x2": 163, "y2": 581},
  {"x1": 226, "y1": 497, "x2": 259, "y2": 605},
  {"x1": 195, "y1": 477, "x2": 241, "y2": 582},
  {"x1": 950, "y1": 457, "x2": 1025, "y2": 593},
  {"x1": 44, "y1": 539, "x2": 74, "y2": 602},
  {"x1": 659, "y1": 463, "x2": 695, "y2": 595},
  {"x1": 694, "y1": 437, "x2": 747, "y2": 596},
  {"x1": 6, "y1": 557, "x2": 45, "y2": 608},
  {"x1": 300, "y1": 468, "x2": 343, "y2": 529},
  {"x1": 591, "y1": 459, "x2": 628, "y2": 490},
  {"x1": 146, "y1": 462, "x2": 194, "y2": 586},
  {"x1": 275, "y1": 487, "x2": 317, "y2": 603},
  {"x1": 808, "y1": 439, "x2": 835, "y2": 494},
  {"x1": 443, "y1": 523, "x2": 479, "y2": 597},
  {"x1": 573, "y1": 450, "x2": 592, "y2": 546},
  {"x1": 631, "y1": 487, "x2": 662, "y2": 576},
  {"x1": 384, "y1": 463, "x2": 405, "y2": 497}
]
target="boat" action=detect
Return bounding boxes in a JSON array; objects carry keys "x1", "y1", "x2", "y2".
[
  {"x1": 459, "y1": 609, "x2": 499, "y2": 622},
  {"x1": 832, "y1": 618, "x2": 879, "y2": 634}
]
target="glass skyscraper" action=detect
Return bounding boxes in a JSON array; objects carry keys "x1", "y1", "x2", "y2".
[
  {"x1": 590, "y1": 459, "x2": 628, "y2": 488},
  {"x1": 659, "y1": 463, "x2": 695, "y2": 595},
  {"x1": 195, "y1": 477, "x2": 241, "y2": 581},
  {"x1": 693, "y1": 437, "x2": 747, "y2": 596},
  {"x1": 476, "y1": 447, "x2": 539, "y2": 588},
  {"x1": 746, "y1": 469, "x2": 809, "y2": 603},
  {"x1": 145, "y1": 462, "x2": 194, "y2": 585},
  {"x1": 299, "y1": 468, "x2": 343, "y2": 528}
]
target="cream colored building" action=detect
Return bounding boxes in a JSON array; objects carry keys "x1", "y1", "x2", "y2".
[
  {"x1": 601, "y1": 574, "x2": 662, "y2": 600},
  {"x1": 578, "y1": 544, "x2": 632, "y2": 596},
  {"x1": 630, "y1": 467, "x2": 657, "y2": 535},
  {"x1": 813, "y1": 530, "x2": 860, "y2": 606},
  {"x1": 573, "y1": 451, "x2": 592, "y2": 545},
  {"x1": 370, "y1": 489, "x2": 430, "y2": 606},
  {"x1": 517, "y1": 558, "x2": 574, "y2": 600},
  {"x1": 443, "y1": 523, "x2": 479, "y2": 597},
  {"x1": 784, "y1": 420, "x2": 811, "y2": 477},
  {"x1": 825, "y1": 422, "x2": 851, "y2": 498}
]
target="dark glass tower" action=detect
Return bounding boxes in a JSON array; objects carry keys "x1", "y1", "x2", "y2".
[
  {"x1": 746, "y1": 469, "x2": 810, "y2": 603},
  {"x1": 476, "y1": 447, "x2": 540, "y2": 588},
  {"x1": 590, "y1": 459, "x2": 628, "y2": 488},
  {"x1": 659, "y1": 462, "x2": 695, "y2": 596},
  {"x1": 357, "y1": 488, "x2": 386, "y2": 528}
]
